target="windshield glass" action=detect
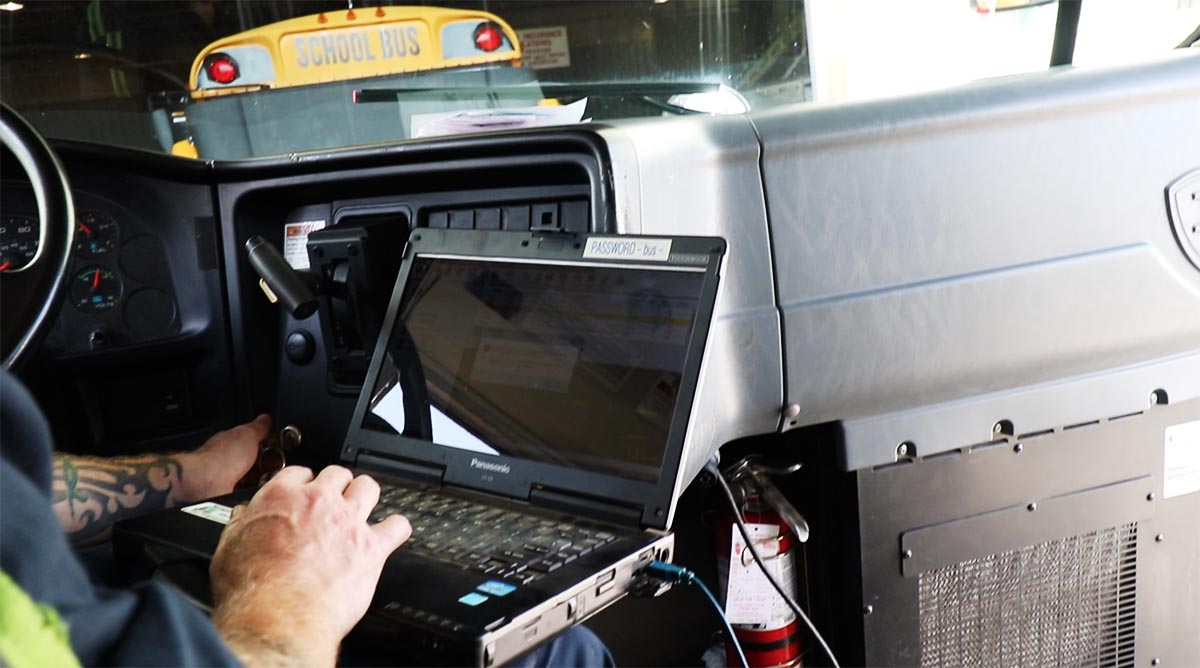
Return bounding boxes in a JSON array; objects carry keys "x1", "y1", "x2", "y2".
[{"x1": 1, "y1": 0, "x2": 1196, "y2": 159}]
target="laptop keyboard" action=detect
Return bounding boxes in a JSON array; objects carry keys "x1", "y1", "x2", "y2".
[{"x1": 370, "y1": 483, "x2": 619, "y2": 585}]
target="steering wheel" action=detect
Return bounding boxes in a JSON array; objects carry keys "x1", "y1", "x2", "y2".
[{"x1": 0, "y1": 103, "x2": 76, "y2": 371}]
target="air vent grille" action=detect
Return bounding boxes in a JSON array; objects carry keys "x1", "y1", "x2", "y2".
[{"x1": 918, "y1": 522, "x2": 1137, "y2": 668}]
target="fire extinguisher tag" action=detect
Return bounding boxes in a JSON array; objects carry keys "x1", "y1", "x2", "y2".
[{"x1": 725, "y1": 523, "x2": 798, "y2": 627}]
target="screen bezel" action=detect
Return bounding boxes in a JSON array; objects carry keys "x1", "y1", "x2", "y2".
[{"x1": 342, "y1": 229, "x2": 725, "y2": 530}]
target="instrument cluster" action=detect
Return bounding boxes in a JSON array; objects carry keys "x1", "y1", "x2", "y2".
[{"x1": 0, "y1": 193, "x2": 181, "y2": 354}]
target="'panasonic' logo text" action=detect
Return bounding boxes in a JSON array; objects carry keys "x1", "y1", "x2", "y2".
[{"x1": 470, "y1": 458, "x2": 511, "y2": 474}]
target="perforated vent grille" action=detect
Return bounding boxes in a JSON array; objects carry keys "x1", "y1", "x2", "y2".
[{"x1": 918, "y1": 523, "x2": 1137, "y2": 668}]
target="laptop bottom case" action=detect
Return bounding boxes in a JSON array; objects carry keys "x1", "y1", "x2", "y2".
[{"x1": 113, "y1": 490, "x2": 673, "y2": 667}]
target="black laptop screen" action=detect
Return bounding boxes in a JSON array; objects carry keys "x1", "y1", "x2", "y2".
[{"x1": 361, "y1": 256, "x2": 706, "y2": 482}]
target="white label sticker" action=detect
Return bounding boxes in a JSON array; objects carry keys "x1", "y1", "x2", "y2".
[
  {"x1": 1164, "y1": 419, "x2": 1200, "y2": 499},
  {"x1": 725, "y1": 523, "x2": 797, "y2": 627},
  {"x1": 181, "y1": 501, "x2": 233, "y2": 525},
  {"x1": 283, "y1": 220, "x2": 326, "y2": 270},
  {"x1": 582, "y1": 237, "x2": 672, "y2": 262}
]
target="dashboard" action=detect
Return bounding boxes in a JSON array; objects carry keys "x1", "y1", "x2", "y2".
[
  {"x1": 1, "y1": 50, "x2": 1198, "y2": 667},
  {"x1": 3, "y1": 52, "x2": 1199, "y2": 475}
]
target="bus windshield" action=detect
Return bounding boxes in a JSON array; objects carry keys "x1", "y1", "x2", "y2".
[
  {"x1": 162, "y1": 6, "x2": 539, "y2": 158},
  {"x1": 1, "y1": 1, "x2": 1196, "y2": 160}
]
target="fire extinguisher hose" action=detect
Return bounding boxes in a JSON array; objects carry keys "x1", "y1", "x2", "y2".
[{"x1": 705, "y1": 458, "x2": 842, "y2": 668}]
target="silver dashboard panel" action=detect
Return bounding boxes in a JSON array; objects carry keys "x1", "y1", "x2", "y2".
[
  {"x1": 753, "y1": 52, "x2": 1200, "y2": 469},
  {"x1": 599, "y1": 51, "x2": 1200, "y2": 477},
  {"x1": 597, "y1": 117, "x2": 784, "y2": 521}
]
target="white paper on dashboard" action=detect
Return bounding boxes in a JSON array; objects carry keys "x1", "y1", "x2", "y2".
[{"x1": 411, "y1": 98, "x2": 587, "y2": 139}]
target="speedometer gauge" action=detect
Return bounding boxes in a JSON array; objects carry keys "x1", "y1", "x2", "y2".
[
  {"x1": 76, "y1": 211, "x2": 119, "y2": 257},
  {"x1": 0, "y1": 215, "x2": 40, "y2": 271}
]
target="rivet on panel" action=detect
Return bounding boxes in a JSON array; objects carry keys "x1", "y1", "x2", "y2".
[
  {"x1": 863, "y1": 605, "x2": 874, "y2": 616},
  {"x1": 902, "y1": 550, "x2": 913, "y2": 560},
  {"x1": 1027, "y1": 502, "x2": 1037, "y2": 512},
  {"x1": 1155, "y1": 533, "x2": 1165, "y2": 543}
]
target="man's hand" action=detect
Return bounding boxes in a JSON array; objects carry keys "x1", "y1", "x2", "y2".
[
  {"x1": 177, "y1": 413, "x2": 270, "y2": 501},
  {"x1": 210, "y1": 465, "x2": 412, "y2": 667},
  {"x1": 51, "y1": 414, "x2": 270, "y2": 545}
]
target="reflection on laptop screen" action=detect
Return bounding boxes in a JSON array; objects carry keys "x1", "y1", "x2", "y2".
[{"x1": 362, "y1": 257, "x2": 706, "y2": 482}]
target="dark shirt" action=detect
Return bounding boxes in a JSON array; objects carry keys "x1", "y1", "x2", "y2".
[{"x1": 0, "y1": 370, "x2": 239, "y2": 667}]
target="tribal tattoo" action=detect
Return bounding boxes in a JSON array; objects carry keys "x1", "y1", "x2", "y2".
[{"x1": 51, "y1": 453, "x2": 186, "y2": 545}]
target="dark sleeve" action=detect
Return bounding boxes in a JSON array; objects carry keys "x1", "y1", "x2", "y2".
[{"x1": 1, "y1": 370, "x2": 240, "y2": 667}]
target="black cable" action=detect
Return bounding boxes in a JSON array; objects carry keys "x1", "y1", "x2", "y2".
[
  {"x1": 1049, "y1": 0, "x2": 1082, "y2": 67},
  {"x1": 705, "y1": 459, "x2": 841, "y2": 668},
  {"x1": 642, "y1": 561, "x2": 749, "y2": 668}
]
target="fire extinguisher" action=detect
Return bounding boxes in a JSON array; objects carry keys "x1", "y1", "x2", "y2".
[{"x1": 715, "y1": 456, "x2": 810, "y2": 668}]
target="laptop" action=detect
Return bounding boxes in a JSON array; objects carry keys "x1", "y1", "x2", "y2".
[{"x1": 114, "y1": 228, "x2": 726, "y2": 666}]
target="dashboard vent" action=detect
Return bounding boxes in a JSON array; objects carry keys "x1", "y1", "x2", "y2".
[
  {"x1": 425, "y1": 199, "x2": 589, "y2": 233},
  {"x1": 918, "y1": 522, "x2": 1137, "y2": 668}
]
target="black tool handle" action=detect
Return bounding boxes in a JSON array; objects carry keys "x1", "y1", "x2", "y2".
[{"x1": 244, "y1": 235, "x2": 317, "y2": 319}]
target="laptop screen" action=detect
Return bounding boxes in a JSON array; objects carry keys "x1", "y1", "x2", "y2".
[{"x1": 361, "y1": 256, "x2": 706, "y2": 482}]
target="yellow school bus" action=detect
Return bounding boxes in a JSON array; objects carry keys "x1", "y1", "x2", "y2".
[{"x1": 168, "y1": 6, "x2": 533, "y2": 158}]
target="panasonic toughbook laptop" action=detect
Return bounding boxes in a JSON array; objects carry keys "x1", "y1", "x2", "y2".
[{"x1": 116, "y1": 228, "x2": 725, "y2": 666}]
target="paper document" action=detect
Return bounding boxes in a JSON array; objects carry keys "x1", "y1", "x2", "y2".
[{"x1": 411, "y1": 99, "x2": 587, "y2": 138}]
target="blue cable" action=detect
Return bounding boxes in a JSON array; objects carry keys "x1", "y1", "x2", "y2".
[{"x1": 645, "y1": 561, "x2": 750, "y2": 668}]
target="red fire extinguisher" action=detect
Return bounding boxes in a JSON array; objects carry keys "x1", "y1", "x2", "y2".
[{"x1": 715, "y1": 457, "x2": 809, "y2": 668}]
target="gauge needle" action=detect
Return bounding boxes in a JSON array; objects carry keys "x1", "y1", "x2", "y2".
[
  {"x1": 78, "y1": 221, "x2": 93, "y2": 235},
  {"x1": 0, "y1": 261, "x2": 10, "y2": 272},
  {"x1": 92, "y1": 268, "x2": 101, "y2": 289}
]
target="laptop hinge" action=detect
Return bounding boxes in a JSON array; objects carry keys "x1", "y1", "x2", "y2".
[
  {"x1": 356, "y1": 451, "x2": 446, "y2": 485},
  {"x1": 528, "y1": 485, "x2": 643, "y2": 526}
]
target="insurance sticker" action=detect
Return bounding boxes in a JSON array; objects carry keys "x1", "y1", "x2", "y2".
[
  {"x1": 582, "y1": 237, "x2": 672, "y2": 262},
  {"x1": 181, "y1": 501, "x2": 232, "y2": 525},
  {"x1": 283, "y1": 220, "x2": 326, "y2": 270},
  {"x1": 1164, "y1": 419, "x2": 1200, "y2": 499}
]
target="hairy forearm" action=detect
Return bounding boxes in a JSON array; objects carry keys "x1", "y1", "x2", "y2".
[
  {"x1": 51, "y1": 453, "x2": 188, "y2": 545},
  {"x1": 216, "y1": 629, "x2": 327, "y2": 668},
  {"x1": 212, "y1": 592, "x2": 339, "y2": 667}
]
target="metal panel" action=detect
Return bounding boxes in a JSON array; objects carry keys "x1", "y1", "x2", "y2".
[
  {"x1": 899, "y1": 477, "x2": 1151, "y2": 578},
  {"x1": 597, "y1": 119, "x2": 784, "y2": 511},
  {"x1": 854, "y1": 397, "x2": 1200, "y2": 666},
  {"x1": 917, "y1": 522, "x2": 1138, "y2": 668},
  {"x1": 840, "y1": 351, "x2": 1200, "y2": 471},
  {"x1": 751, "y1": 52, "x2": 1200, "y2": 468}
]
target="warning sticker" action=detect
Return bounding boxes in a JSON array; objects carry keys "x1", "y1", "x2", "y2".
[
  {"x1": 283, "y1": 220, "x2": 326, "y2": 270},
  {"x1": 1164, "y1": 419, "x2": 1200, "y2": 499},
  {"x1": 181, "y1": 501, "x2": 233, "y2": 525},
  {"x1": 725, "y1": 523, "x2": 796, "y2": 627}
]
